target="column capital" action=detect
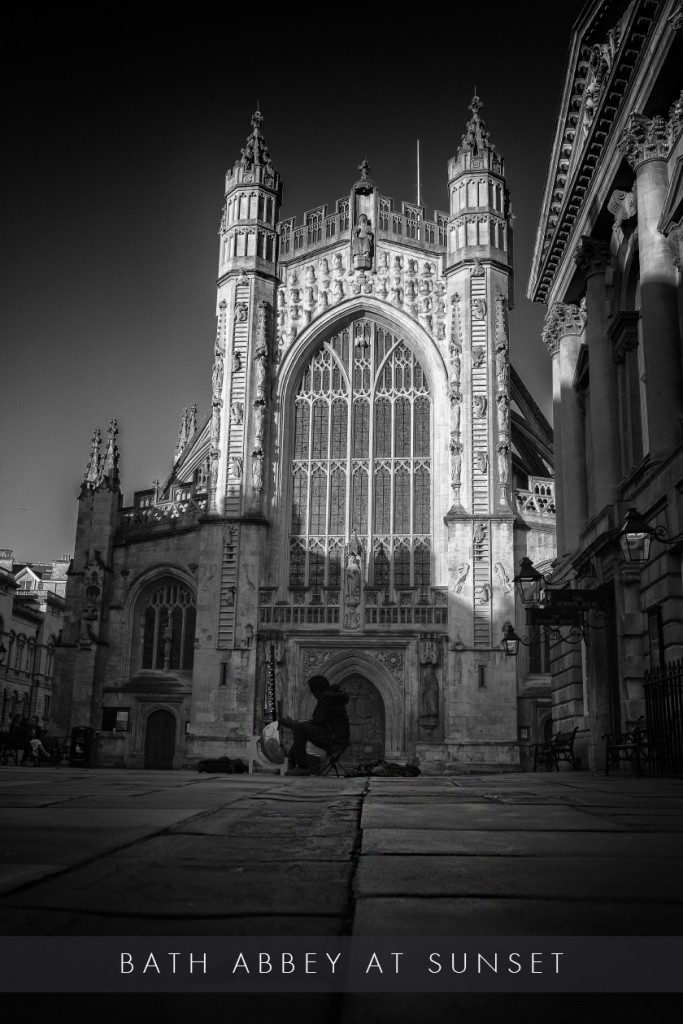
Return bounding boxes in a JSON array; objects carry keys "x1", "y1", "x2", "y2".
[
  {"x1": 618, "y1": 92, "x2": 683, "y2": 169},
  {"x1": 574, "y1": 237, "x2": 611, "y2": 278},
  {"x1": 542, "y1": 302, "x2": 586, "y2": 355}
]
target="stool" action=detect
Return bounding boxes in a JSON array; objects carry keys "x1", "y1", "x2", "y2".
[{"x1": 317, "y1": 744, "x2": 352, "y2": 778}]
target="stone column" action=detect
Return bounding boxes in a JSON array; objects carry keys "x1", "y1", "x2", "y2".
[
  {"x1": 574, "y1": 238, "x2": 620, "y2": 513},
  {"x1": 619, "y1": 111, "x2": 683, "y2": 459},
  {"x1": 542, "y1": 306, "x2": 565, "y2": 555},
  {"x1": 558, "y1": 304, "x2": 588, "y2": 552}
]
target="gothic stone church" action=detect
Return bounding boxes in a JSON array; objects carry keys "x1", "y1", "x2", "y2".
[{"x1": 52, "y1": 100, "x2": 556, "y2": 772}]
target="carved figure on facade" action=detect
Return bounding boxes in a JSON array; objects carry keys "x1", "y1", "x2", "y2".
[
  {"x1": 496, "y1": 393, "x2": 509, "y2": 433},
  {"x1": 475, "y1": 450, "x2": 488, "y2": 473},
  {"x1": 254, "y1": 403, "x2": 266, "y2": 442},
  {"x1": 450, "y1": 293, "x2": 462, "y2": 347},
  {"x1": 320, "y1": 257, "x2": 330, "y2": 279},
  {"x1": 470, "y1": 257, "x2": 485, "y2": 276},
  {"x1": 210, "y1": 400, "x2": 222, "y2": 443},
  {"x1": 473, "y1": 395, "x2": 487, "y2": 418},
  {"x1": 449, "y1": 440, "x2": 462, "y2": 487},
  {"x1": 496, "y1": 442, "x2": 509, "y2": 484},
  {"x1": 477, "y1": 583, "x2": 492, "y2": 604},
  {"x1": 228, "y1": 455, "x2": 243, "y2": 480},
  {"x1": 212, "y1": 349, "x2": 224, "y2": 393},
  {"x1": 230, "y1": 401, "x2": 244, "y2": 425},
  {"x1": 454, "y1": 562, "x2": 470, "y2": 594},
  {"x1": 251, "y1": 448, "x2": 264, "y2": 491},
  {"x1": 494, "y1": 562, "x2": 513, "y2": 593},
  {"x1": 376, "y1": 276, "x2": 388, "y2": 300},
  {"x1": 472, "y1": 347, "x2": 485, "y2": 368},
  {"x1": 472, "y1": 298, "x2": 487, "y2": 320},
  {"x1": 449, "y1": 343, "x2": 461, "y2": 384},
  {"x1": 333, "y1": 252, "x2": 344, "y2": 276},
  {"x1": 495, "y1": 347, "x2": 508, "y2": 384},
  {"x1": 333, "y1": 280, "x2": 345, "y2": 303},
  {"x1": 450, "y1": 395, "x2": 461, "y2": 432},
  {"x1": 473, "y1": 522, "x2": 487, "y2": 548},
  {"x1": 240, "y1": 623, "x2": 254, "y2": 648},
  {"x1": 344, "y1": 554, "x2": 362, "y2": 606},
  {"x1": 419, "y1": 668, "x2": 439, "y2": 726},
  {"x1": 494, "y1": 294, "x2": 508, "y2": 350},
  {"x1": 390, "y1": 286, "x2": 403, "y2": 307},
  {"x1": 352, "y1": 214, "x2": 374, "y2": 270},
  {"x1": 234, "y1": 302, "x2": 248, "y2": 323}
]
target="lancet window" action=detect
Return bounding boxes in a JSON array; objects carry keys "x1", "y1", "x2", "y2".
[{"x1": 289, "y1": 317, "x2": 431, "y2": 593}]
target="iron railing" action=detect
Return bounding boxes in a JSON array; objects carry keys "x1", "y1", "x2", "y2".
[{"x1": 644, "y1": 659, "x2": 683, "y2": 775}]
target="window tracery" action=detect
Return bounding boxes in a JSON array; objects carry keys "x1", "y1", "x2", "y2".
[
  {"x1": 136, "y1": 579, "x2": 196, "y2": 673},
  {"x1": 288, "y1": 318, "x2": 431, "y2": 593}
]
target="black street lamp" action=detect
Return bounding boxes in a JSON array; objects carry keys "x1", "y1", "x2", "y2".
[
  {"x1": 513, "y1": 556, "x2": 595, "y2": 608},
  {"x1": 502, "y1": 624, "x2": 521, "y2": 657},
  {"x1": 617, "y1": 506, "x2": 683, "y2": 564}
]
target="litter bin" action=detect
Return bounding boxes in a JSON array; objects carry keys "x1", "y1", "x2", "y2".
[{"x1": 68, "y1": 726, "x2": 98, "y2": 768}]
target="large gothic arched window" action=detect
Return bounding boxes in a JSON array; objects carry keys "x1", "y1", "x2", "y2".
[
  {"x1": 135, "y1": 579, "x2": 196, "y2": 673},
  {"x1": 289, "y1": 317, "x2": 431, "y2": 592}
]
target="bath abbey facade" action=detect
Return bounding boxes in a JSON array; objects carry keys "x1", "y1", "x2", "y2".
[{"x1": 51, "y1": 99, "x2": 556, "y2": 771}]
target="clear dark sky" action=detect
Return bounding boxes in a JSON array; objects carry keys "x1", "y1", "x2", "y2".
[{"x1": 1, "y1": 7, "x2": 583, "y2": 561}]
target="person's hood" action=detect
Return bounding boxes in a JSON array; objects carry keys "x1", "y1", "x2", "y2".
[{"x1": 321, "y1": 686, "x2": 349, "y2": 705}]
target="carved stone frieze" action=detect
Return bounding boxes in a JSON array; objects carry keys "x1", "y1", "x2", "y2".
[{"x1": 371, "y1": 649, "x2": 405, "y2": 680}]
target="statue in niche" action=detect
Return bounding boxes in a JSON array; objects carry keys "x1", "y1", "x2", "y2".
[
  {"x1": 405, "y1": 279, "x2": 417, "y2": 301},
  {"x1": 474, "y1": 395, "x2": 487, "y2": 417},
  {"x1": 320, "y1": 257, "x2": 330, "y2": 278},
  {"x1": 252, "y1": 449, "x2": 264, "y2": 491},
  {"x1": 496, "y1": 347, "x2": 508, "y2": 384},
  {"x1": 333, "y1": 252, "x2": 344, "y2": 276},
  {"x1": 450, "y1": 344, "x2": 461, "y2": 383},
  {"x1": 228, "y1": 456, "x2": 243, "y2": 480},
  {"x1": 377, "y1": 277, "x2": 388, "y2": 299},
  {"x1": 344, "y1": 553, "x2": 362, "y2": 606},
  {"x1": 254, "y1": 404, "x2": 266, "y2": 441},
  {"x1": 476, "y1": 450, "x2": 488, "y2": 474},
  {"x1": 232, "y1": 350, "x2": 241, "y2": 374},
  {"x1": 497, "y1": 393, "x2": 509, "y2": 431},
  {"x1": 319, "y1": 288, "x2": 330, "y2": 310},
  {"x1": 497, "y1": 443, "x2": 509, "y2": 484},
  {"x1": 352, "y1": 214, "x2": 374, "y2": 270},
  {"x1": 407, "y1": 259, "x2": 417, "y2": 276},
  {"x1": 454, "y1": 562, "x2": 470, "y2": 593},
  {"x1": 333, "y1": 280, "x2": 345, "y2": 303},
  {"x1": 230, "y1": 401, "x2": 244, "y2": 425},
  {"x1": 420, "y1": 668, "x2": 439, "y2": 720},
  {"x1": 211, "y1": 400, "x2": 221, "y2": 441},
  {"x1": 451, "y1": 399, "x2": 461, "y2": 431},
  {"x1": 209, "y1": 454, "x2": 219, "y2": 488},
  {"x1": 390, "y1": 286, "x2": 403, "y2": 307},
  {"x1": 212, "y1": 350, "x2": 224, "y2": 392},
  {"x1": 393, "y1": 255, "x2": 403, "y2": 273},
  {"x1": 378, "y1": 251, "x2": 389, "y2": 273},
  {"x1": 450, "y1": 441, "x2": 462, "y2": 485},
  {"x1": 234, "y1": 303, "x2": 248, "y2": 323},
  {"x1": 254, "y1": 346, "x2": 268, "y2": 402},
  {"x1": 472, "y1": 298, "x2": 487, "y2": 319},
  {"x1": 472, "y1": 347, "x2": 485, "y2": 368}
]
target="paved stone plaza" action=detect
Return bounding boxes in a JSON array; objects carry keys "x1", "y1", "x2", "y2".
[{"x1": 2, "y1": 766, "x2": 681, "y2": 1021}]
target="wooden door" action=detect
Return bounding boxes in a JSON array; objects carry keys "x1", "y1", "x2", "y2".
[
  {"x1": 144, "y1": 709, "x2": 176, "y2": 769},
  {"x1": 340, "y1": 675, "x2": 385, "y2": 763}
]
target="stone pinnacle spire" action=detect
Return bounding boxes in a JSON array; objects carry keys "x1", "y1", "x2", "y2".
[
  {"x1": 236, "y1": 109, "x2": 275, "y2": 173},
  {"x1": 459, "y1": 92, "x2": 495, "y2": 157},
  {"x1": 99, "y1": 419, "x2": 120, "y2": 490},
  {"x1": 83, "y1": 428, "x2": 102, "y2": 489}
]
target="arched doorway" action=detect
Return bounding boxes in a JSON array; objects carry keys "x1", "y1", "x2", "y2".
[
  {"x1": 144, "y1": 709, "x2": 176, "y2": 769},
  {"x1": 340, "y1": 675, "x2": 385, "y2": 762}
]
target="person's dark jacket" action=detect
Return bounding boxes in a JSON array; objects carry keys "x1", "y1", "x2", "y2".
[{"x1": 309, "y1": 686, "x2": 350, "y2": 745}]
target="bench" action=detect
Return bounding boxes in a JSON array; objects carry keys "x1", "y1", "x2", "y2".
[
  {"x1": 603, "y1": 717, "x2": 648, "y2": 776},
  {"x1": 533, "y1": 726, "x2": 579, "y2": 772}
]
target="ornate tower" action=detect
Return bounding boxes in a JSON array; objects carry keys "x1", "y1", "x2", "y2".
[
  {"x1": 187, "y1": 112, "x2": 282, "y2": 756},
  {"x1": 443, "y1": 95, "x2": 519, "y2": 765},
  {"x1": 51, "y1": 421, "x2": 122, "y2": 735}
]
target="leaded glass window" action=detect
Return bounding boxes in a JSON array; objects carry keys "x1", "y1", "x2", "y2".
[
  {"x1": 288, "y1": 317, "x2": 431, "y2": 591},
  {"x1": 138, "y1": 580, "x2": 196, "y2": 672}
]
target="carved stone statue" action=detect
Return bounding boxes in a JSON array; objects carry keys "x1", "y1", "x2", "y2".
[
  {"x1": 344, "y1": 553, "x2": 361, "y2": 605},
  {"x1": 352, "y1": 214, "x2": 374, "y2": 269},
  {"x1": 472, "y1": 298, "x2": 487, "y2": 319},
  {"x1": 497, "y1": 443, "x2": 509, "y2": 484},
  {"x1": 472, "y1": 347, "x2": 485, "y2": 368},
  {"x1": 232, "y1": 350, "x2": 241, "y2": 374},
  {"x1": 496, "y1": 348, "x2": 508, "y2": 383},
  {"x1": 420, "y1": 669, "x2": 439, "y2": 719},
  {"x1": 450, "y1": 441, "x2": 462, "y2": 485},
  {"x1": 476, "y1": 450, "x2": 488, "y2": 473},
  {"x1": 252, "y1": 449, "x2": 264, "y2": 491},
  {"x1": 497, "y1": 393, "x2": 509, "y2": 431},
  {"x1": 474, "y1": 395, "x2": 487, "y2": 417},
  {"x1": 454, "y1": 562, "x2": 470, "y2": 593},
  {"x1": 234, "y1": 303, "x2": 248, "y2": 323},
  {"x1": 473, "y1": 522, "x2": 487, "y2": 546},
  {"x1": 450, "y1": 344, "x2": 461, "y2": 383},
  {"x1": 212, "y1": 350, "x2": 224, "y2": 392},
  {"x1": 228, "y1": 456, "x2": 243, "y2": 480},
  {"x1": 230, "y1": 401, "x2": 243, "y2": 424}
]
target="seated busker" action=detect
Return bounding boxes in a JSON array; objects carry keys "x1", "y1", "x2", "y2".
[{"x1": 280, "y1": 675, "x2": 350, "y2": 777}]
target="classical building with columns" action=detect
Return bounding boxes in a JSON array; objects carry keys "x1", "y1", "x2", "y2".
[
  {"x1": 528, "y1": 0, "x2": 683, "y2": 769},
  {"x1": 51, "y1": 99, "x2": 555, "y2": 771}
]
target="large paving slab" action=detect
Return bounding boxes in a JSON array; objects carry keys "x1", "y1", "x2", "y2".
[
  {"x1": 360, "y1": 827, "x2": 683, "y2": 857},
  {"x1": 3, "y1": 850, "x2": 355, "y2": 917},
  {"x1": 361, "y1": 802, "x2": 626, "y2": 830},
  {"x1": 351, "y1": 896, "x2": 683, "y2": 935},
  {"x1": 354, "y1": 853, "x2": 683, "y2": 900}
]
